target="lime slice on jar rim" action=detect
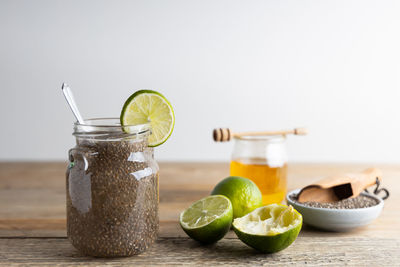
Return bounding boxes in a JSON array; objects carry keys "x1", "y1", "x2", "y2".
[{"x1": 120, "y1": 90, "x2": 175, "y2": 147}]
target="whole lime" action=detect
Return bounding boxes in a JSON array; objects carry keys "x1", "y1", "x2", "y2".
[{"x1": 211, "y1": 176, "x2": 262, "y2": 218}]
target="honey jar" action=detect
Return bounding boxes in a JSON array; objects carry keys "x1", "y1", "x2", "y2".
[{"x1": 230, "y1": 135, "x2": 287, "y2": 205}]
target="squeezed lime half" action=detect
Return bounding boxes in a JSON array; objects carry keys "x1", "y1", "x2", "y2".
[{"x1": 232, "y1": 204, "x2": 302, "y2": 253}]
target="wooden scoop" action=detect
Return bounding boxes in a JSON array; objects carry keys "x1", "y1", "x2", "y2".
[
  {"x1": 213, "y1": 127, "x2": 307, "y2": 142},
  {"x1": 297, "y1": 168, "x2": 382, "y2": 203}
]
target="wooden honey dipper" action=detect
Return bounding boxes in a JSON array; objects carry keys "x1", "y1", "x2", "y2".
[{"x1": 213, "y1": 127, "x2": 308, "y2": 142}]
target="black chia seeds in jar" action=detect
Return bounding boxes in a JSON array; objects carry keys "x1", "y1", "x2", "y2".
[{"x1": 66, "y1": 118, "x2": 159, "y2": 257}]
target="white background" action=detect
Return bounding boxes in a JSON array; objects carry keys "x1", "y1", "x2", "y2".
[{"x1": 1, "y1": 0, "x2": 400, "y2": 163}]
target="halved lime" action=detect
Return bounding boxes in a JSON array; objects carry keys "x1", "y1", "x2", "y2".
[
  {"x1": 180, "y1": 195, "x2": 233, "y2": 244},
  {"x1": 232, "y1": 204, "x2": 302, "y2": 253},
  {"x1": 120, "y1": 90, "x2": 174, "y2": 147}
]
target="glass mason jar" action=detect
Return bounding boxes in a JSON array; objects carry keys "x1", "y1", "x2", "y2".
[
  {"x1": 230, "y1": 135, "x2": 287, "y2": 205},
  {"x1": 66, "y1": 118, "x2": 159, "y2": 257}
]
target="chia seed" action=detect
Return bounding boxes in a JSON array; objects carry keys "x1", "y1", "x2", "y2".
[
  {"x1": 289, "y1": 193, "x2": 379, "y2": 209},
  {"x1": 66, "y1": 137, "x2": 159, "y2": 257}
]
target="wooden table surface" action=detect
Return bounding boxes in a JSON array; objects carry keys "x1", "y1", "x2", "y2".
[{"x1": 0, "y1": 162, "x2": 399, "y2": 266}]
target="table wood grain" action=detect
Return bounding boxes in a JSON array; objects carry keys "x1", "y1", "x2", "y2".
[{"x1": 0, "y1": 162, "x2": 399, "y2": 266}]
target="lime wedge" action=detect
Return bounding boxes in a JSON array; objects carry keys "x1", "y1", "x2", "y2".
[
  {"x1": 120, "y1": 90, "x2": 174, "y2": 147},
  {"x1": 180, "y1": 195, "x2": 233, "y2": 244},
  {"x1": 232, "y1": 204, "x2": 302, "y2": 253}
]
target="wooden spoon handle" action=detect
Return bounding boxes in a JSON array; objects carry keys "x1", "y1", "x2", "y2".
[
  {"x1": 349, "y1": 168, "x2": 382, "y2": 196},
  {"x1": 213, "y1": 127, "x2": 307, "y2": 142}
]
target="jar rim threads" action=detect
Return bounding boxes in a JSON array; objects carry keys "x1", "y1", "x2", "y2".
[{"x1": 73, "y1": 118, "x2": 151, "y2": 140}]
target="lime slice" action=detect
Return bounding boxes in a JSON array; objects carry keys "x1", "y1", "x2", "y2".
[
  {"x1": 180, "y1": 195, "x2": 233, "y2": 244},
  {"x1": 211, "y1": 176, "x2": 262, "y2": 219},
  {"x1": 232, "y1": 204, "x2": 302, "y2": 253},
  {"x1": 120, "y1": 90, "x2": 174, "y2": 147}
]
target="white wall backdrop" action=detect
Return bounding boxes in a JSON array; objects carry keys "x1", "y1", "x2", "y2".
[{"x1": 1, "y1": 0, "x2": 400, "y2": 162}]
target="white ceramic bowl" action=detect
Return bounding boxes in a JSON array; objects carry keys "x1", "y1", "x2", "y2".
[{"x1": 286, "y1": 189, "x2": 384, "y2": 232}]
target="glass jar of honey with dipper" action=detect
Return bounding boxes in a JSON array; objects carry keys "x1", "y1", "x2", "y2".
[{"x1": 213, "y1": 127, "x2": 307, "y2": 205}]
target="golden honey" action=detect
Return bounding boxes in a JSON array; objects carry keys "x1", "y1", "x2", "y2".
[{"x1": 230, "y1": 158, "x2": 287, "y2": 205}]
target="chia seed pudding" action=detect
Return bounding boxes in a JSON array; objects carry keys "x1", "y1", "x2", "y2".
[
  {"x1": 66, "y1": 119, "x2": 159, "y2": 257},
  {"x1": 289, "y1": 193, "x2": 379, "y2": 209}
]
